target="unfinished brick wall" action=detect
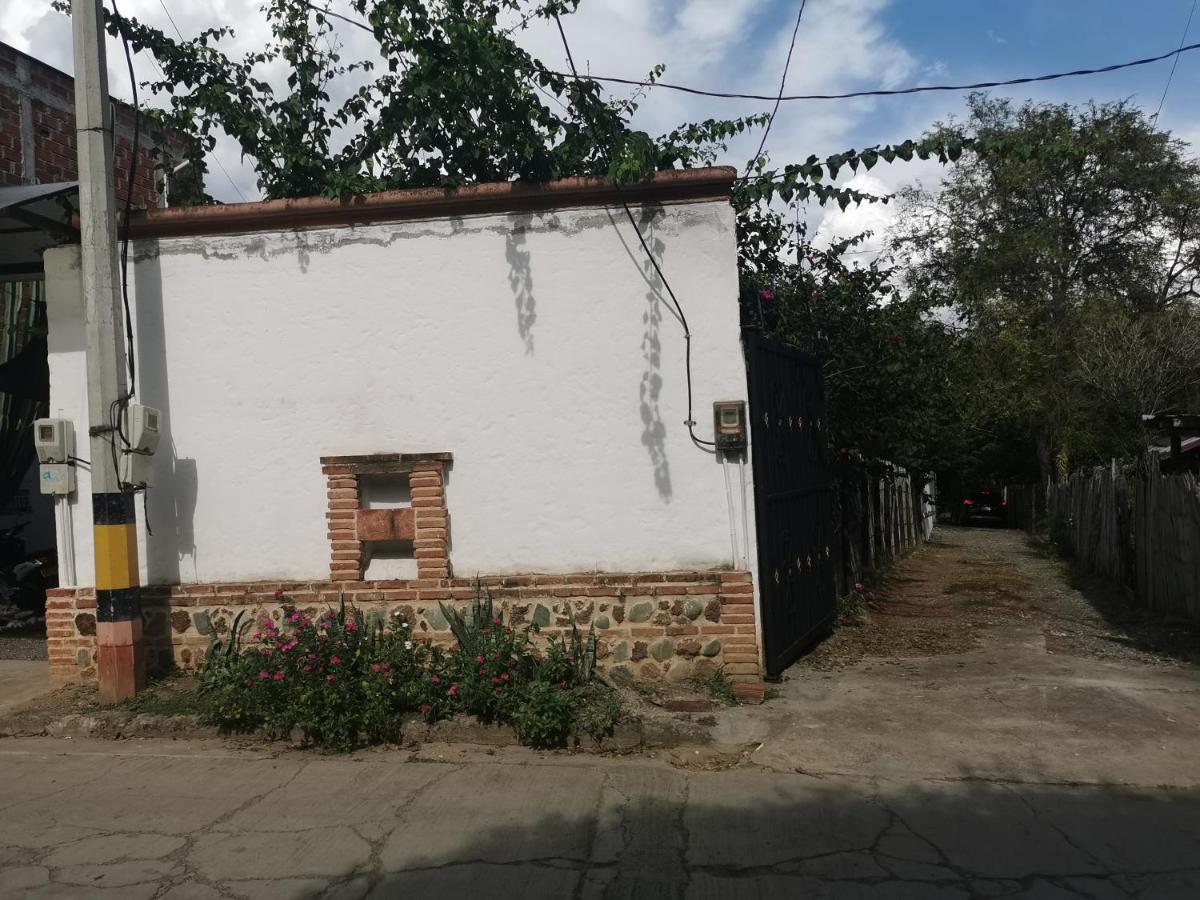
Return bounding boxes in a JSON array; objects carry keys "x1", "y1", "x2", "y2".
[
  {"x1": 46, "y1": 570, "x2": 764, "y2": 701},
  {"x1": 0, "y1": 41, "x2": 187, "y2": 201}
]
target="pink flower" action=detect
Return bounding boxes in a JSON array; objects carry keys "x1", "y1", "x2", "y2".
[
  {"x1": 371, "y1": 663, "x2": 381, "y2": 673},
  {"x1": 419, "y1": 704, "x2": 431, "y2": 716},
  {"x1": 476, "y1": 655, "x2": 484, "y2": 664},
  {"x1": 382, "y1": 662, "x2": 390, "y2": 670},
  {"x1": 854, "y1": 582, "x2": 864, "y2": 590},
  {"x1": 330, "y1": 656, "x2": 342, "y2": 666},
  {"x1": 303, "y1": 665, "x2": 312, "y2": 673},
  {"x1": 760, "y1": 288, "x2": 775, "y2": 301},
  {"x1": 346, "y1": 621, "x2": 358, "y2": 632},
  {"x1": 273, "y1": 671, "x2": 284, "y2": 682},
  {"x1": 326, "y1": 674, "x2": 335, "y2": 682},
  {"x1": 448, "y1": 684, "x2": 459, "y2": 696},
  {"x1": 501, "y1": 672, "x2": 509, "y2": 681},
  {"x1": 431, "y1": 674, "x2": 440, "y2": 685},
  {"x1": 493, "y1": 617, "x2": 501, "y2": 626},
  {"x1": 259, "y1": 670, "x2": 269, "y2": 680}
]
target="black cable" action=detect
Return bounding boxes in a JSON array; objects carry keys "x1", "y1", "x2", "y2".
[
  {"x1": 751, "y1": 0, "x2": 807, "y2": 167},
  {"x1": 68, "y1": 456, "x2": 92, "y2": 468},
  {"x1": 1153, "y1": 0, "x2": 1197, "y2": 121},
  {"x1": 110, "y1": 0, "x2": 138, "y2": 400},
  {"x1": 304, "y1": 2, "x2": 1200, "y2": 107},
  {"x1": 554, "y1": 14, "x2": 715, "y2": 451},
  {"x1": 552, "y1": 41, "x2": 1200, "y2": 102},
  {"x1": 109, "y1": 0, "x2": 142, "y2": 489}
]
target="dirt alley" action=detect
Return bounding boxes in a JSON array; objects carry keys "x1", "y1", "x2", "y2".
[{"x1": 717, "y1": 525, "x2": 1200, "y2": 786}]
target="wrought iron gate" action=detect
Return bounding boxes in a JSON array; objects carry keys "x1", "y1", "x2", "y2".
[{"x1": 744, "y1": 332, "x2": 836, "y2": 677}]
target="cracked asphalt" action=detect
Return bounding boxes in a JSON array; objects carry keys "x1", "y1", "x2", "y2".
[
  {"x1": 2, "y1": 527, "x2": 1198, "y2": 898},
  {"x1": 0, "y1": 737, "x2": 1199, "y2": 898}
]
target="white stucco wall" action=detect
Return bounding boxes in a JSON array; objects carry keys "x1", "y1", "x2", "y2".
[{"x1": 45, "y1": 197, "x2": 756, "y2": 585}]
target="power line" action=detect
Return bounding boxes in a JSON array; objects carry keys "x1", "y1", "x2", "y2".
[
  {"x1": 558, "y1": 41, "x2": 1200, "y2": 102},
  {"x1": 1152, "y1": 0, "x2": 1197, "y2": 121},
  {"x1": 304, "y1": 3, "x2": 1200, "y2": 107},
  {"x1": 554, "y1": 13, "x2": 715, "y2": 451},
  {"x1": 154, "y1": 0, "x2": 248, "y2": 201},
  {"x1": 156, "y1": 0, "x2": 184, "y2": 42},
  {"x1": 752, "y1": 0, "x2": 807, "y2": 166}
]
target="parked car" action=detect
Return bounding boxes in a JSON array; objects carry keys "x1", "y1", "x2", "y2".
[{"x1": 958, "y1": 488, "x2": 1007, "y2": 526}]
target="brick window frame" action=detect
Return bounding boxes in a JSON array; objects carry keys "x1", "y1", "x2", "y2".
[{"x1": 320, "y1": 453, "x2": 452, "y2": 582}]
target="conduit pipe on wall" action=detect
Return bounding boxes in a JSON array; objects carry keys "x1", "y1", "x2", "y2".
[
  {"x1": 56, "y1": 494, "x2": 76, "y2": 586},
  {"x1": 721, "y1": 451, "x2": 738, "y2": 569}
]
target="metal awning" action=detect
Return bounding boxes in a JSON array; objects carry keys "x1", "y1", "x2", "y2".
[{"x1": 0, "y1": 182, "x2": 80, "y2": 281}]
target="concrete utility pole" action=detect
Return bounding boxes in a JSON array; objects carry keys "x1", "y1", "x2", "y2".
[{"x1": 71, "y1": 0, "x2": 144, "y2": 701}]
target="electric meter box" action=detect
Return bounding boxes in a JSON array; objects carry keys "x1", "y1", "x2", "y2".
[
  {"x1": 124, "y1": 404, "x2": 162, "y2": 455},
  {"x1": 34, "y1": 418, "x2": 74, "y2": 464},
  {"x1": 120, "y1": 451, "x2": 155, "y2": 488},
  {"x1": 713, "y1": 400, "x2": 748, "y2": 452},
  {"x1": 40, "y1": 463, "x2": 74, "y2": 496}
]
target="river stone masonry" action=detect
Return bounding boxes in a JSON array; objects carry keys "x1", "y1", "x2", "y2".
[{"x1": 45, "y1": 570, "x2": 764, "y2": 701}]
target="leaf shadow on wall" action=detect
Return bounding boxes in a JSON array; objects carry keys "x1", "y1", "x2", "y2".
[
  {"x1": 607, "y1": 204, "x2": 679, "y2": 502},
  {"x1": 133, "y1": 249, "x2": 199, "y2": 583},
  {"x1": 506, "y1": 216, "x2": 536, "y2": 355}
]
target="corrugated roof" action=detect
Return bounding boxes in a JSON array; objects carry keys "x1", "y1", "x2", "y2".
[{"x1": 0, "y1": 182, "x2": 79, "y2": 281}]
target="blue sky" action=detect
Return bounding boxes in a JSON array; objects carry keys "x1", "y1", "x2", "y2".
[{"x1": 3, "y1": 0, "x2": 1198, "y2": 225}]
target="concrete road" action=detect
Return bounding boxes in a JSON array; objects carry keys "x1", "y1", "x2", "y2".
[
  {"x1": 0, "y1": 660, "x2": 52, "y2": 717},
  {"x1": 0, "y1": 736, "x2": 1198, "y2": 899}
]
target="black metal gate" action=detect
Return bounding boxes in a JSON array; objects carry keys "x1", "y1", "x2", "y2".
[{"x1": 744, "y1": 332, "x2": 836, "y2": 677}]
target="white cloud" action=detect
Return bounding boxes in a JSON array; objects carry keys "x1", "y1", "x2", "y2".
[{"x1": 2, "y1": 0, "x2": 920, "y2": 206}]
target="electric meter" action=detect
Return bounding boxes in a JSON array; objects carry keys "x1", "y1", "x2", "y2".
[{"x1": 712, "y1": 401, "x2": 747, "y2": 452}]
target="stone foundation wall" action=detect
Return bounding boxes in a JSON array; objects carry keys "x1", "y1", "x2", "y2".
[{"x1": 47, "y1": 570, "x2": 764, "y2": 700}]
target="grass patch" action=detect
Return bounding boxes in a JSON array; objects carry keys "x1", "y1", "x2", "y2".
[
  {"x1": 691, "y1": 670, "x2": 739, "y2": 706},
  {"x1": 113, "y1": 675, "x2": 201, "y2": 716}
]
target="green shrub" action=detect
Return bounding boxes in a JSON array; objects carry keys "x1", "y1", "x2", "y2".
[
  {"x1": 195, "y1": 611, "x2": 264, "y2": 733},
  {"x1": 193, "y1": 583, "x2": 628, "y2": 752},
  {"x1": 441, "y1": 585, "x2": 536, "y2": 722},
  {"x1": 572, "y1": 683, "x2": 626, "y2": 743},
  {"x1": 836, "y1": 584, "x2": 867, "y2": 625},
  {"x1": 511, "y1": 678, "x2": 576, "y2": 748}
]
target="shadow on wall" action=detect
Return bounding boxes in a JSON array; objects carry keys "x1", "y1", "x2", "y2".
[
  {"x1": 290, "y1": 767, "x2": 1200, "y2": 896},
  {"x1": 607, "y1": 203, "x2": 677, "y2": 502},
  {"x1": 133, "y1": 248, "x2": 198, "y2": 583},
  {"x1": 506, "y1": 215, "x2": 536, "y2": 354}
]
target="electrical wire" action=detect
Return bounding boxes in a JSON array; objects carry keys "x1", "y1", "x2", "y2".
[
  {"x1": 552, "y1": 41, "x2": 1200, "y2": 102},
  {"x1": 751, "y1": 0, "x2": 807, "y2": 167},
  {"x1": 107, "y1": 0, "x2": 143, "y2": 489},
  {"x1": 1152, "y1": 0, "x2": 1197, "y2": 121},
  {"x1": 553, "y1": 13, "x2": 715, "y2": 450},
  {"x1": 154, "y1": 0, "x2": 248, "y2": 202},
  {"x1": 305, "y1": 2, "x2": 1200, "y2": 107}
]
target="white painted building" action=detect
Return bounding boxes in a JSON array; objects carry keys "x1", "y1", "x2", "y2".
[{"x1": 44, "y1": 169, "x2": 758, "y2": 590}]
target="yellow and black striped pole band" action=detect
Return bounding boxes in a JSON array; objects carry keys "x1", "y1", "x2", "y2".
[{"x1": 93, "y1": 492, "x2": 141, "y2": 623}]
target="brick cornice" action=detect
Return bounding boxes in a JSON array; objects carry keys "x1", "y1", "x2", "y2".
[{"x1": 124, "y1": 167, "x2": 737, "y2": 239}]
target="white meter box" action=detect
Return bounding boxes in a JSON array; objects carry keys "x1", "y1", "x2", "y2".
[{"x1": 39, "y1": 463, "x2": 74, "y2": 495}]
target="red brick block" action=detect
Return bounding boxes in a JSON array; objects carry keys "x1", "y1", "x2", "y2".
[{"x1": 356, "y1": 509, "x2": 394, "y2": 541}]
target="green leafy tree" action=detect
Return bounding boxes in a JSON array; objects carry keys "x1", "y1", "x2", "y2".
[
  {"x1": 742, "y1": 220, "x2": 959, "y2": 473},
  {"x1": 895, "y1": 94, "x2": 1200, "y2": 480}
]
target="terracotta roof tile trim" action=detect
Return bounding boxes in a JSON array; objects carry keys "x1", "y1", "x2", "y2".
[{"x1": 127, "y1": 166, "x2": 737, "y2": 239}]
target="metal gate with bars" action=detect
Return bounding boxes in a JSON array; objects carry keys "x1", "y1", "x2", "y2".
[{"x1": 743, "y1": 332, "x2": 836, "y2": 677}]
